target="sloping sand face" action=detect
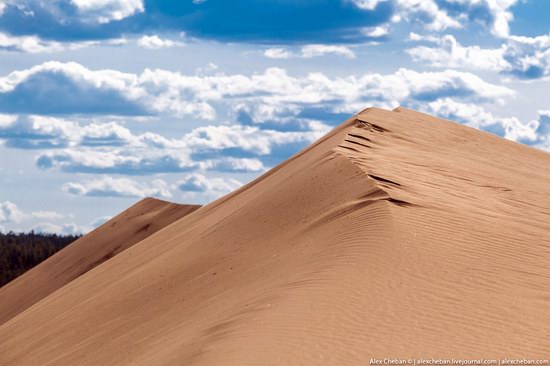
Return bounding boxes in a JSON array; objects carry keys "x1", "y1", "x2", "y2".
[
  {"x1": 1, "y1": 108, "x2": 549, "y2": 364},
  {"x1": 0, "y1": 198, "x2": 200, "y2": 325}
]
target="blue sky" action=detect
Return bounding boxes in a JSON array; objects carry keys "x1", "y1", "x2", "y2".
[{"x1": 0, "y1": 0, "x2": 549, "y2": 234}]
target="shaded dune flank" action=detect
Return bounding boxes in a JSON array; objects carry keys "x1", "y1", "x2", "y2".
[
  {"x1": 0, "y1": 198, "x2": 200, "y2": 325},
  {"x1": 1, "y1": 107, "x2": 549, "y2": 364}
]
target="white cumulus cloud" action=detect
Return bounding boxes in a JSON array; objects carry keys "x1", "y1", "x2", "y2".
[
  {"x1": 183, "y1": 124, "x2": 328, "y2": 156},
  {"x1": 407, "y1": 33, "x2": 510, "y2": 70},
  {"x1": 504, "y1": 33, "x2": 550, "y2": 79},
  {"x1": 408, "y1": 33, "x2": 550, "y2": 79},
  {"x1": 70, "y1": 0, "x2": 144, "y2": 23},
  {"x1": 349, "y1": 0, "x2": 386, "y2": 10},
  {"x1": 264, "y1": 45, "x2": 356, "y2": 59},
  {"x1": 425, "y1": 98, "x2": 539, "y2": 142},
  {"x1": 31, "y1": 211, "x2": 65, "y2": 219},
  {"x1": 63, "y1": 177, "x2": 172, "y2": 198},
  {"x1": 137, "y1": 35, "x2": 184, "y2": 49},
  {"x1": 0, "y1": 32, "x2": 66, "y2": 53},
  {"x1": 362, "y1": 26, "x2": 389, "y2": 38},
  {"x1": 32, "y1": 222, "x2": 88, "y2": 235},
  {"x1": 177, "y1": 173, "x2": 242, "y2": 200},
  {"x1": 301, "y1": 45, "x2": 357, "y2": 59},
  {"x1": 396, "y1": 0, "x2": 518, "y2": 37},
  {"x1": 263, "y1": 48, "x2": 293, "y2": 59},
  {"x1": 397, "y1": 0, "x2": 461, "y2": 32},
  {"x1": 0, "y1": 201, "x2": 23, "y2": 223}
]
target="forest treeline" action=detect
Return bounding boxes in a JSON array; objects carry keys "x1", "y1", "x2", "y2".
[{"x1": 0, "y1": 231, "x2": 81, "y2": 287}]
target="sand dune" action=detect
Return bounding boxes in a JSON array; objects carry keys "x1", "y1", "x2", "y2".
[
  {"x1": 1, "y1": 107, "x2": 549, "y2": 364},
  {"x1": 0, "y1": 198, "x2": 199, "y2": 326}
]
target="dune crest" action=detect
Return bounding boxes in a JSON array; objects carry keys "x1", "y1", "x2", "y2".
[
  {"x1": 1, "y1": 107, "x2": 549, "y2": 364},
  {"x1": 0, "y1": 198, "x2": 200, "y2": 325}
]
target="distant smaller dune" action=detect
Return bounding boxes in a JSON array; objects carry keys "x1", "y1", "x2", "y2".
[{"x1": 0, "y1": 198, "x2": 200, "y2": 326}]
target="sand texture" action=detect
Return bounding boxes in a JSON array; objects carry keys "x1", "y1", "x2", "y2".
[
  {"x1": 0, "y1": 198, "x2": 199, "y2": 325},
  {"x1": 1, "y1": 107, "x2": 549, "y2": 364}
]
